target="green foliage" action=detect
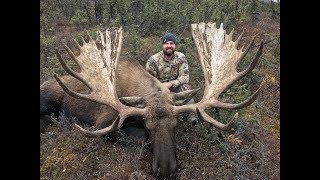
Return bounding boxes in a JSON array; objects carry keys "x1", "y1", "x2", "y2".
[
  {"x1": 70, "y1": 9, "x2": 90, "y2": 26},
  {"x1": 40, "y1": 0, "x2": 279, "y2": 37},
  {"x1": 272, "y1": 37, "x2": 280, "y2": 59},
  {"x1": 40, "y1": 33, "x2": 56, "y2": 54},
  {"x1": 127, "y1": 29, "x2": 143, "y2": 57}
]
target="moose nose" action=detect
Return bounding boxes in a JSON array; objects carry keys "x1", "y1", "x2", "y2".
[
  {"x1": 151, "y1": 132, "x2": 177, "y2": 179},
  {"x1": 152, "y1": 158, "x2": 176, "y2": 179}
]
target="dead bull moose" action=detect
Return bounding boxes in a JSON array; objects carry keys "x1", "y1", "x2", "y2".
[{"x1": 40, "y1": 22, "x2": 264, "y2": 179}]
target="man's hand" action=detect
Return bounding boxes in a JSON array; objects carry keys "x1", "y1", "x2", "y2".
[{"x1": 162, "y1": 82, "x2": 173, "y2": 89}]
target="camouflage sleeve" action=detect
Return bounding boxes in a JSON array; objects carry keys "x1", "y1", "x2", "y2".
[
  {"x1": 145, "y1": 56, "x2": 157, "y2": 77},
  {"x1": 170, "y1": 55, "x2": 189, "y2": 88}
]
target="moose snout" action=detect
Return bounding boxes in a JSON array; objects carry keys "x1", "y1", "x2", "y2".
[
  {"x1": 152, "y1": 153, "x2": 177, "y2": 179},
  {"x1": 151, "y1": 130, "x2": 177, "y2": 179}
]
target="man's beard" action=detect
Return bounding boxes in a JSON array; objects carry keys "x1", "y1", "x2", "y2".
[{"x1": 163, "y1": 48, "x2": 175, "y2": 56}]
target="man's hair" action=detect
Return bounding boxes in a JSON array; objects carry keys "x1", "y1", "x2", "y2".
[{"x1": 161, "y1": 32, "x2": 176, "y2": 44}]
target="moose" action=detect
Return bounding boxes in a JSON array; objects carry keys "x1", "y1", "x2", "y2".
[{"x1": 40, "y1": 22, "x2": 264, "y2": 179}]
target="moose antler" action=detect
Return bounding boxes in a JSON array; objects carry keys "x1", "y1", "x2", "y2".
[
  {"x1": 54, "y1": 27, "x2": 146, "y2": 136},
  {"x1": 174, "y1": 22, "x2": 265, "y2": 130}
]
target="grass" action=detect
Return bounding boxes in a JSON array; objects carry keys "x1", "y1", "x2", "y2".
[{"x1": 41, "y1": 112, "x2": 276, "y2": 179}]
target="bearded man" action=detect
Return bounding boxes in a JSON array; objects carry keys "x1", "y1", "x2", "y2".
[{"x1": 145, "y1": 32, "x2": 198, "y2": 123}]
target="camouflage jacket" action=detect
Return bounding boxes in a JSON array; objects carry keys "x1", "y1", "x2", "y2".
[{"x1": 146, "y1": 51, "x2": 189, "y2": 88}]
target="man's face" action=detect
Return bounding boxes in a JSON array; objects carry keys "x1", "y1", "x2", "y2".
[{"x1": 162, "y1": 41, "x2": 176, "y2": 56}]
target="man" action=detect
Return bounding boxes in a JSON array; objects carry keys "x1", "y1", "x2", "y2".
[{"x1": 145, "y1": 32, "x2": 198, "y2": 123}]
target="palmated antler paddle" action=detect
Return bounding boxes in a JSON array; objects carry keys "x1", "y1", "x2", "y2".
[
  {"x1": 54, "y1": 27, "x2": 146, "y2": 136},
  {"x1": 173, "y1": 22, "x2": 265, "y2": 130}
]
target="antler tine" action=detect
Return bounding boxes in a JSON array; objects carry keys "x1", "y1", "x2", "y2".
[
  {"x1": 229, "y1": 28, "x2": 234, "y2": 37},
  {"x1": 74, "y1": 116, "x2": 120, "y2": 137},
  {"x1": 234, "y1": 30, "x2": 244, "y2": 48},
  {"x1": 62, "y1": 43, "x2": 81, "y2": 68},
  {"x1": 55, "y1": 48, "x2": 92, "y2": 91},
  {"x1": 197, "y1": 108, "x2": 238, "y2": 130},
  {"x1": 225, "y1": 28, "x2": 234, "y2": 43},
  {"x1": 85, "y1": 30, "x2": 94, "y2": 42},
  {"x1": 215, "y1": 77, "x2": 266, "y2": 109},
  {"x1": 53, "y1": 73, "x2": 95, "y2": 101},
  {"x1": 237, "y1": 41, "x2": 264, "y2": 78},
  {"x1": 219, "y1": 22, "x2": 224, "y2": 30},
  {"x1": 81, "y1": 36, "x2": 86, "y2": 45},
  {"x1": 236, "y1": 35, "x2": 256, "y2": 65},
  {"x1": 73, "y1": 38, "x2": 82, "y2": 51},
  {"x1": 55, "y1": 48, "x2": 78, "y2": 78}
]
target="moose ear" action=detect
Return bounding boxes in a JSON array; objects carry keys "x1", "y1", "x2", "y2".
[
  {"x1": 119, "y1": 97, "x2": 146, "y2": 108},
  {"x1": 172, "y1": 88, "x2": 200, "y2": 106}
]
